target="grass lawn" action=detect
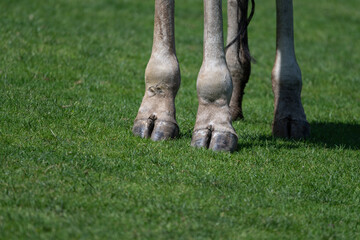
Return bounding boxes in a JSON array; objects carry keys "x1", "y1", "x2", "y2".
[{"x1": 1, "y1": 0, "x2": 360, "y2": 239}]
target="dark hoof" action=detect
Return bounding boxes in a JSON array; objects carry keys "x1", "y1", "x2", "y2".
[
  {"x1": 151, "y1": 120, "x2": 179, "y2": 141},
  {"x1": 191, "y1": 129, "x2": 238, "y2": 152},
  {"x1": 132, "y1": 118, "x2": 155, "y2": 139},
  {"x1": 133, "y1": 118, "x2": 179, "y2": 141},
  {"x1": 272, "y1": 118, "x2": 310, "y2": 139},
  {"x1": 191, "y1": 129, "x2": 212, "y2": 149},
  {"x1": 209, "y1": 131, "x2": 238, "y2": 152}
]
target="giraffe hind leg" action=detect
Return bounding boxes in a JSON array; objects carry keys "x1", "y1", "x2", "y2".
[{"x1": 226, "y1": 0, "x2": 252, "y2": 121}]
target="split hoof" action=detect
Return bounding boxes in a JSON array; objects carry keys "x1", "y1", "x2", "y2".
[
  {"x1": 191, "y1": 128, "x2": 238, "y2": 152},
  {"x1": 272, "y1": 117, "x2": 310, "y2": 140},
  {"x1": 133, "y1": 117, "x2": 179, "y2": 141}
]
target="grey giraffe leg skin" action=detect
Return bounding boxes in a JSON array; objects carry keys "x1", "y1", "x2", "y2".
[
  {"x1": 226, "y1": 0, "x2": 251, "y2": 121},
  {"x1": 191, "y1": 0, "x2": 238, "y2": 152},
  {"x1": 132, "y1": 0, "x2": 180, "y2": 141},
  {"x1": 272, "y1": 0, "x2": 310, "y2": 139}
]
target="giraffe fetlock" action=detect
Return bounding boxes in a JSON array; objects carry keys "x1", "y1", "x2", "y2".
[{"x1": 133, "y1": 54, "x2": 180, "y2": 141}]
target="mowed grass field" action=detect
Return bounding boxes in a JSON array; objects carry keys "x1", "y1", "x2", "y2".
[{"x1": 1, "y1": 0, "x2": 360, "y2": 239}]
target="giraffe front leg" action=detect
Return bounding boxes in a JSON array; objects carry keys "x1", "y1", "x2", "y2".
[
  {"x1": 132, "y1": 0, "x2": 180, "y2": 141},
  {"x1": 272, "y1": 0, "x2": 310, "y2": 139},
  {"x1": 191, "y1": 0, "x2": 238, "y2": 152},
  {"x1": 191, "y1": 64, "x2": 238, "y2": 151}
]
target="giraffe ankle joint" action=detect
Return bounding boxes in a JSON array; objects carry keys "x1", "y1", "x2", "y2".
[
  {"x1": 197, "y1": 64, "x2": 233, "y2": 104},
  {"x1": 145, "y1": 55, "x2": 181, "y2": 96}
]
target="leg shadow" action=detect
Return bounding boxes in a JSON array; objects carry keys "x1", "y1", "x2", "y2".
[
  {"x1": 236, "y1": 121, "x2": 360, "y2": 150},
  {"x1": 309, "y1": 121, "x2": 360, "y2": 150}
]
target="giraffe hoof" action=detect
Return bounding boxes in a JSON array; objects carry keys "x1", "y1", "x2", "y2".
[
  {"x1": 191, "y1": 129, "x2": 238, "y2": 152},
  {"x1": 191, "y1": 129, "x2": 211, "y2": 148},
  {"x1": 133, "y1": 118, "x2": 179, "y2": 141},
  {"x1": 209, "y1": 131, "x2": 238, "y2": 152},
  {"x1": 272, "y1": 117, "x2": 310, "y2": 140},
  {"x1": 151, "y1": 120, "x2": 179, "y2": 141}
]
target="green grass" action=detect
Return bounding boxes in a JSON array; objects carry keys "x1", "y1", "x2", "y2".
[{"x1": 1, "y1": 0, "x2": 360, "y2": 239}]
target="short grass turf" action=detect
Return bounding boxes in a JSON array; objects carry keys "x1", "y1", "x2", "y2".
[{"x1": 1, "y1": 0, "x2": 360, "y2": 239}]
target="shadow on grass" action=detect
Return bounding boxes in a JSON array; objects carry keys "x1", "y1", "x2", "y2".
[
  {"x1": 237, "y1": 121, "x2": 360, "y2": 151},
  {"x1": 308, "y1": 121, "x2": 360, "y2": 150}
]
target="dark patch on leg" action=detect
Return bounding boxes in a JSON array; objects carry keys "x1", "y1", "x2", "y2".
[{"x1": 286, "y1": 116, "x2": 292, "y2": 138}]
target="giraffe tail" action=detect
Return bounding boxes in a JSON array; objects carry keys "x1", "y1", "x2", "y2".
[{"x1": 225, "y1": 0, "x2": 255, "y2": 63}]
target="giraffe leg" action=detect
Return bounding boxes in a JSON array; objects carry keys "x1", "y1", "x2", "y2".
[
  {"x1": 226, "y1": 0, "x2": 251, "y2": 121},
  {"x1": 272, "y1": 0, "x2": 310, "y2": 139},
  {"x1": 132, "y1": 0, "x2": 180, "y2": 141},
  {"x1": 191, "y1": 0, "x2": 238, "y2": 152}
]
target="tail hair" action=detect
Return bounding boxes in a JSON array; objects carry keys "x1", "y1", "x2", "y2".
[{"x1": 225, "y1": 0, "x2": 255, "y2": 62}]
